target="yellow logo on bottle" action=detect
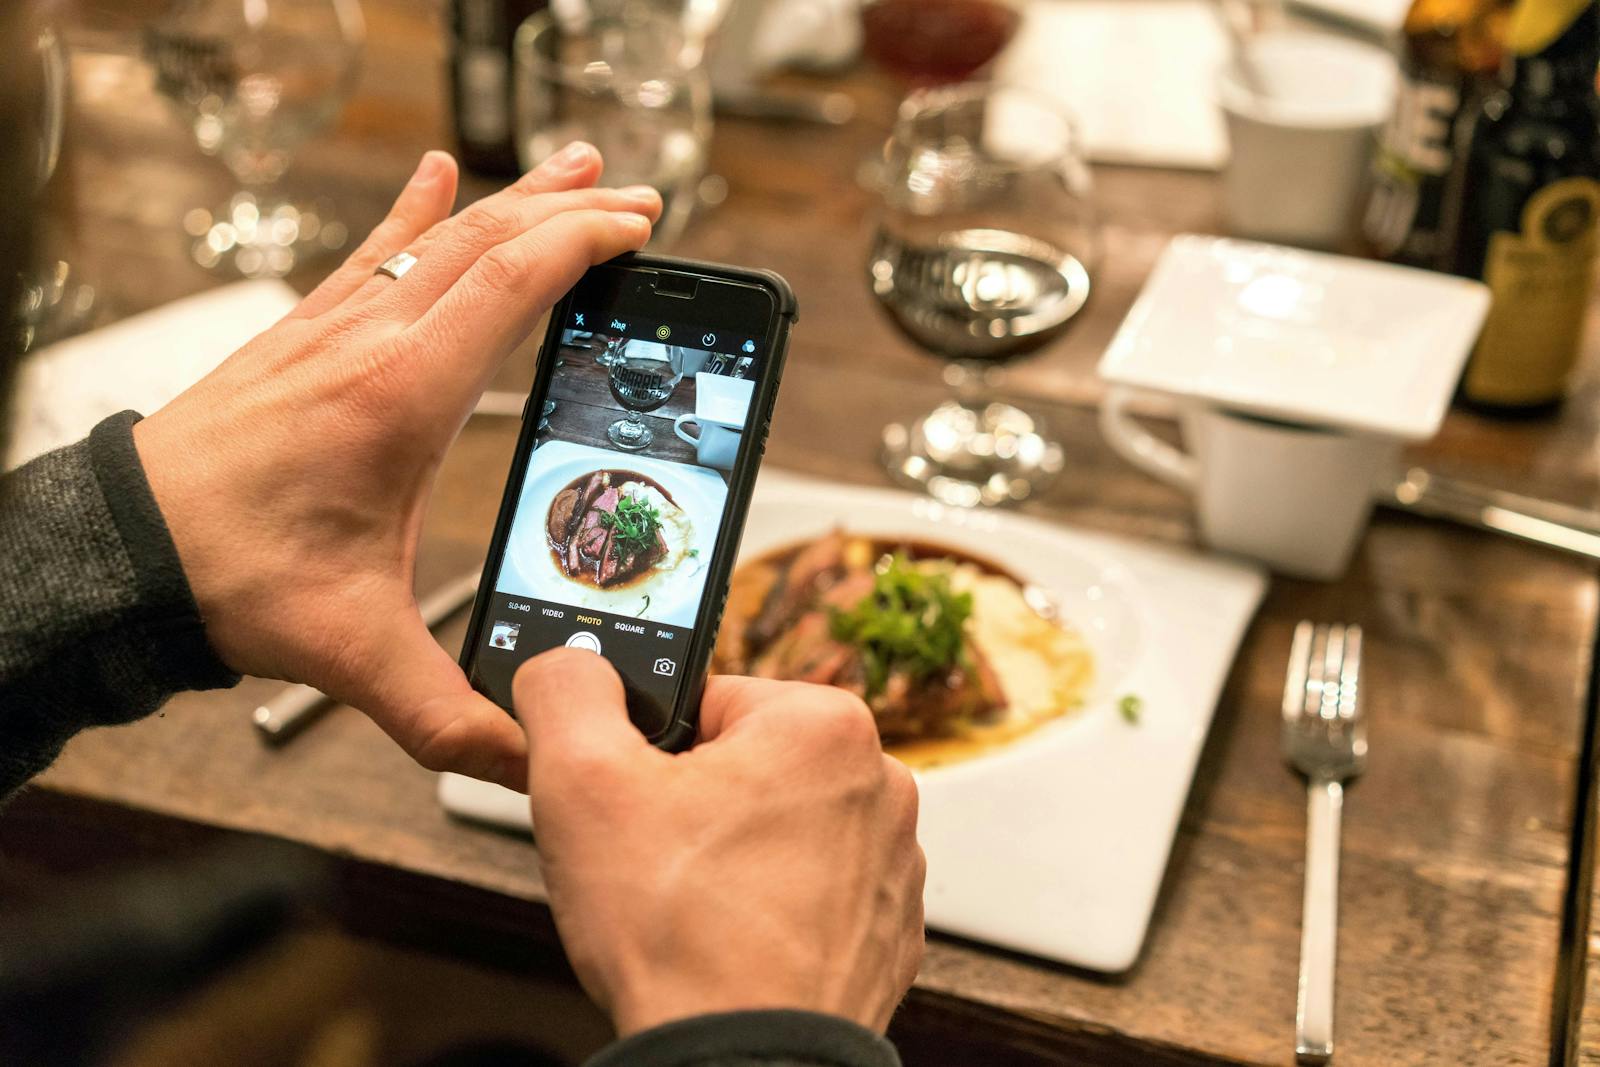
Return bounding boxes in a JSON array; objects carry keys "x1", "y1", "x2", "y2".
[{"x1": 1466, "y1": 176, "x2": 1600, "y2": 405}]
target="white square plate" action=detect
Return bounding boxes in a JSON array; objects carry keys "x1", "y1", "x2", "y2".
[
  {"x1": 1098, "y1": 235, "x2": 1491, "y2": 441},
  {"x1": 440, "y1": 471, "x2": 1266, "y2": 972}
]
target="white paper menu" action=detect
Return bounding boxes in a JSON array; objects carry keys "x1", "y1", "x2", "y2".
[
  {"x1": 994, "y1": 0, "x2": 1231, "y2": 171},
  {"x1": 5, "y1": 280, "x2": 301, "y2": 471}
]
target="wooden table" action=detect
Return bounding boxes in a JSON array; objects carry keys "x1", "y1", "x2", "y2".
[
  {"x1": 545, "y1": 340, "x2": 703, "y2": 467},
  {"x1": 12, "y1": 3, "x2": 1600, "y2": 1064}
]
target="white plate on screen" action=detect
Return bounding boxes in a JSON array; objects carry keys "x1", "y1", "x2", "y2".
[
  {"x1": 498, "y1": 439, "x2": 728, "y2": 630},
  {"x1": 1098, "y1": 235, "x2": 1490, "y2": 441},
  {"x1": 441, "y1": 471, "x2": 1266, "y2": 972}
]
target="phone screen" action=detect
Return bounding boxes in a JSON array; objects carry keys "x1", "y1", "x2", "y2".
[{"x1": 468, "y1": 268, "x2": 778, "y2": 735}]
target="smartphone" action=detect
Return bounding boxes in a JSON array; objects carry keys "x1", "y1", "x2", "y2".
[{"x1": 460, "y1": 253, "x2": 797, "y2": 749}]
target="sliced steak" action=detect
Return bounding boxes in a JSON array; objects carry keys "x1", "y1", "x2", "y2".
[
  {"x1": 749, "y1": 529, "x2": 848, "y2": 649},
  {"x1": 599, "y1": 522, "x2": 670, "y2": 587},
  {"x1": 567, "y1": 487, "x2": 619, "y2": 577},
  {"x1": 751, "y1": 611, "x2": 858, "y2": 685},
  {"x1": 547, "y1": 487, "x2": 581, "y2": 546}
]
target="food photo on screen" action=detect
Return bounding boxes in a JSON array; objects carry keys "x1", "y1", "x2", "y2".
[{"x1": 490, "y1": 332, "x2": 757, "y2": 629}]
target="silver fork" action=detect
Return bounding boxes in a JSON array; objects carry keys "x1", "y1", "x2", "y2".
[{"x1": 1281, "y1": 621, "x2": 1368, "y2": 1065}]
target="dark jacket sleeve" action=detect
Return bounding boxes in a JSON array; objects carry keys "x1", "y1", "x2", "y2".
[
  {"x1": 584, "y1": 1010, "x2": 900, "y2": 1067},
  {"x1": 0, "y1": 410, "x2": 238, "y2": 797}
]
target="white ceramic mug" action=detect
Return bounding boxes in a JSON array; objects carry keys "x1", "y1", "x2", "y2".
[
  {"x1": 675, "y1": 413, "x2": 742, "y2": 470},
  {"x1": 1217, "y1": 32, "x2": 1396, "y2": 249},
  {"x1": 1099, "y1": 386, "x2": 1398, "y2": 579}
]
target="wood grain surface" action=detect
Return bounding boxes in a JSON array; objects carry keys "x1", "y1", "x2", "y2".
[
  {"x1": 544, "y1": 342, "x2": 702, "y2": 466},
  {"x1": 10, "y1": 3, "x2": 1600, "y2": 1065}
]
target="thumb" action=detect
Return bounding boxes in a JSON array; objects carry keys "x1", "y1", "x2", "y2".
[
  {"x1": 513, "y1": 648, "x2": 659, "y2": 792},
  {"x1": 336, "y1": 610, "x2": 530, "y2": 791}
]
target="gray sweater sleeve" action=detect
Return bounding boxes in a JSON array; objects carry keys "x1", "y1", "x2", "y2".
[
  {"x1": 0, "y1": 410, "x2": 238, "y2": 796},
  {"x1": 584, "y1": 1011, "x2": 901, "y2": 1067}
]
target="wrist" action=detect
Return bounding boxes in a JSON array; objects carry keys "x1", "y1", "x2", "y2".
[{"x1": 130, "y1": 410, "x2": 252, "y2": 674}]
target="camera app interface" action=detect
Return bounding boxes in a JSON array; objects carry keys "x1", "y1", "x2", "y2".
[{"x1": 471, "y1": 303, "x2": 766, "y2": 731}]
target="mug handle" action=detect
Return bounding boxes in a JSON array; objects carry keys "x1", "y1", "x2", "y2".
[
  {"x1": 674, "y1": 413, "x2": 701, "y2": 445},
  {"x1": 1099, "y1": 385, "x2": 1199, "y2": 491}
]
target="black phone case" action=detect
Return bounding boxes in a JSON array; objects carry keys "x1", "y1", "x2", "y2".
[{"x1": 458, "y1": 252, "x2": 798, "y2": 752}]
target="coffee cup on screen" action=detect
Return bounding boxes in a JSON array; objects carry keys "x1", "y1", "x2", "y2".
[{"x1": 675, "y1": 412, "x2": 742, "y2": 470}]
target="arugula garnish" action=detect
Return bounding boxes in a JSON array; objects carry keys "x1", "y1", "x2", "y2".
[
  {"x1": 829, "y1": 553, "x2": 974, "y2": 700},
  {"x1": 601, "y1": 493, "x2": 662, "y2": 556}
]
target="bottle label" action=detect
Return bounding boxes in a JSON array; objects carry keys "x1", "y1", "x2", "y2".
[
  {"x1": 1364, "y1": 74, "x2": 1462, "y2": 261},
  {"x1": 460, "y1": 48, "x2": 509, "y2": 146},
  {"x1": 1464, "y1": 176, "x2": 1600, "y2": 405}
]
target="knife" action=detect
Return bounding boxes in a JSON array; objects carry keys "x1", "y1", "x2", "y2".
[
  {"x1": 1376, "y1": 467, "x2": 1600, "y2": 561},
  {"x1": 251, "y1": 569, "x2": 484, "y2": 744}
]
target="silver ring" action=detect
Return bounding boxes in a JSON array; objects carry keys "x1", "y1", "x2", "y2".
[{"x1": 375, "y1": 251, "x2": 418, "y2": 280}]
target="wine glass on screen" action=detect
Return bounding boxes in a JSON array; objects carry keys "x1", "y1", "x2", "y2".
[
  {"x1": 860, "y1": 0, "x2": 1022, "y2": 85},
  {"x1": 596, "y1": 333, "x2": 628, "y2": 368},
  {"x1": 608, "y1": 343, "x2": 687, "y2": 450},
  {"x1": 146, "y1": 0, "x2": 365, "y2": 278},
  {"x1": 868, "y1": 83, "x2": 1098, "y2": 507}
]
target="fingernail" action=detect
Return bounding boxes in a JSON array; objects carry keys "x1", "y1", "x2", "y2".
[
  {"x1": 619, "y1": 184, "x2": 659, "y2": 201},
  {"x1": 618, "y1": 213, "x2": 652, "y2": 236},
  {"x1": 550, "y1": 141, "x2": 595, "y2": 169},
  {"x1": 412, "y1": 150, "x2": 448, "y2": 186}
]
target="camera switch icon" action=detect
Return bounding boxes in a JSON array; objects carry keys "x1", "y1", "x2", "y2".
[{"x1": 653, "y1": 657, "x2": 676, "y2": 677}]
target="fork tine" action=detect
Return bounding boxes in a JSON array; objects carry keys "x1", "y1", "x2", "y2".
[
  {"x1": 1337, "y1": 625, "x2": 1363, "y2": 721},
  {"x1": 1304, "y1": 623, "x2": 1330, "y2": 722},
  {"x1": 1283, "y1": 620, "x2": 1314, "y2": 724},
  {"x1": 1320, "y1": 625, "x2": 1346, "y2": 721}
]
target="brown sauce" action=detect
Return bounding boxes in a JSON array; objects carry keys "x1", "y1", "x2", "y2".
[{"x1": 548, "y1": 470, "x2": 677, "y2": 591}]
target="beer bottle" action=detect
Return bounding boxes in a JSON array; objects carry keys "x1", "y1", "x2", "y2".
[
  {"x1": 1451, "y1": 0, "x2": 1600, "y2": 414},
  {"x1": 1364, "y1": 0, "x2": 1512, "y2": 267},
  {"x1": 446, "y1": 0, "x2": 547, "y2": 177}
]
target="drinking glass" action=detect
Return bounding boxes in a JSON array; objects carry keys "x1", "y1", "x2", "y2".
[
  {"x1": 514, "y1": 9, "x2": 712, "y2": 247},
  {"x1": 596, "y1": 333, "x2": 628, "y2": 367},
  {"x1": 607, "y1": 342, "x2": 687, "y2": 450},
  {"x1": 867, "y1": 83, "x2": 1098, "y2": 507},
  {"x1": 15, "y1": 21, "x2": 97, "y2": 354},
  {"x1": 860, "y1": 0, "x2": 1022, "y2": 85},
  {"x1": 146, "y1": 0, "x2": 365, "y2": 278}
]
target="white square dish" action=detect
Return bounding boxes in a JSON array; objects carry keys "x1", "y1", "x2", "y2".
[
  {"x1": 440, "y1": 471, "x2": 1266, "y2": 972},
  {"x1": 1097, "y1": 235, "x2": 1490, "y2": 440}
]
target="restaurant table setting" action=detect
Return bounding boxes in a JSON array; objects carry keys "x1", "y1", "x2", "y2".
[{"x1": 10, "y1": 0, "x2": 1600, "y2": 1064}]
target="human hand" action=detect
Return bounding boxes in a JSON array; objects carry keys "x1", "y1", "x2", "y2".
[
  {"x1": 133, "y1": 145, "x2": 661, "y2": 790},
  {"x1": 515, "y1": 649, "x2": 926, "y2": 1037}
]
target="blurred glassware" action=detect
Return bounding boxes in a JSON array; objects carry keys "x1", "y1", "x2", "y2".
[
  {"x1": 16, "y1": 21, "x2": 97, "y2": 354},
  {"x1": 514, "y1": 8, "x2": 712, "y2": 246},
  {"x1": 145, "y1": 0, "x2": 365, "y2": 278},
  {"x1": 607, "y1": 342, "x2": 687, "y2": 449},
  {"x1": 859, "y1": 0, "x2": 1022, "y2": 85},
  {"x1": 596, "y1": 333, "x2": 628, "y2": 367},
  {"x1": 867, "y1": 82, "x2": 1098, "y2": 507}
]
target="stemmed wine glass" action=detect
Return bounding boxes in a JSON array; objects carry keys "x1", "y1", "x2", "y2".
[
  {"x1": 868, "y1": 82, "x2": 1098, "y2": 507},
  {"x1": 607, "y1": 342, "x2": 687, "y2": 450},
  {"x1": 146, "y1": 0, "x2": 365, "y2": 278},
  {"x1": 596, "y1": 334, "x2": 628, "y2": 368}
]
